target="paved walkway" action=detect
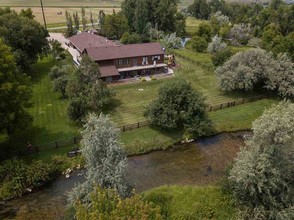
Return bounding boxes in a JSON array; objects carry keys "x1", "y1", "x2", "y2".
[{"x1": 48, "y1": 33, "x2": 80, "y2": 64}]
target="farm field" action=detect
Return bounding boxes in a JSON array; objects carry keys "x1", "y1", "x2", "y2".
[{"x1": 11, "y1": 7, "x2": 120, "y2": 25}]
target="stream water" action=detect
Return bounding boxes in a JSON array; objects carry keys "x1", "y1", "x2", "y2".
[{"x1": 0, "y1": 131, "x2": 249, "y2": 219}]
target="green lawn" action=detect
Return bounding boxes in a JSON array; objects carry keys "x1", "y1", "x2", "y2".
[
  {"x1": 142, "y1": 185, "x2": 236, "y2": 219},
  {"x1": 0, "y1": 57, "x2": 79, "y2": 153},
  {"x1": 108, "y1": 53, "x2": 260, "y2": 126}
]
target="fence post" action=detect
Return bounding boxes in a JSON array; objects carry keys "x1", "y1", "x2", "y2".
[
  {"x1": 74, "y1": 137, "x2": 77, "y2": 144},
  {"x1": 209, "y1": 106, "x2": 212, "y2": 111},
  {"x1": 55, "y1": 141, "x2": 58, "y2": 149},
  {"x1": 242, "y1": 98, "x2": 245, "y2": 104},
  {"x1": 122, "y1": 126, "x2": 125, "y2": 132},
  {"x1": 137, "y1": 122, "x2": 140, "y2": 128},
  {"x1": 227, "y1": 102, "x2": 230, "y2": 107},
  {"x1": 233, "y1": 101, "x2": 235, "y2": 106},
  {"x1": 220, "y1": 104, "x2": 223, "y2": 109}
]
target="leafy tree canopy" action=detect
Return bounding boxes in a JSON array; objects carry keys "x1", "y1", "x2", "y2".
[
  {"x1": 0, "y1": 38, "x2": 32, "y2": 134},
  {"x1": 67, "y1": 114, "x2": 132, "y2": 206},
  {"x1": 228, "y1": 101, "x2": 294, "y2": 219},
  {"x1": 0, "y1": 8, "x2": 48, "y2": 70},
  {"x1": 144, "y1": 79, "x2": 211, "y2": 138}
]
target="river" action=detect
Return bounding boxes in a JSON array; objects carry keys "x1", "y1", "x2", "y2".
[{"x1": 0, "y1": 131, "x2": 249, "y2": 219}]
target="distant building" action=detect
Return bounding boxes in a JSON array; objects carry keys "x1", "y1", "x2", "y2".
[{"x1": 68, "y1": 32, "x2": 167, "y2": 82}]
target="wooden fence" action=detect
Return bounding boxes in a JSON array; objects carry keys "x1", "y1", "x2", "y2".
[
  {"x1": 0, "y1": 95, "x2": 267, "y2": 160},
  {"x1": 171, "y1": 50, "x2": 215, "y2": 72}
]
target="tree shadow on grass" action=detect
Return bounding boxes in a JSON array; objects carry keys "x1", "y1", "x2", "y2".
[
  {"x1": 0, "y1": 126, "x2": 78, "y2": 160},
  {"x1": 104, "y1": 98, "x2": 123, "y2": 114}
]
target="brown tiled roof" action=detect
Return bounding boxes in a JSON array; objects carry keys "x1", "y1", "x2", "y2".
[
  {"x1": 85, "y1": 43, "x2": 164, "y2": 61},
  {"x1": 99, "y1": 65, "x2": 120, "y2": 78},
  {"x1": 68, "y1": 32, "x2": 116, "y2": 52}
]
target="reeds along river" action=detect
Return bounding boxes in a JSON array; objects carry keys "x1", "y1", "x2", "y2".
[{"x1": 0, "y1": 131, "x2": 249, "y2": 220}]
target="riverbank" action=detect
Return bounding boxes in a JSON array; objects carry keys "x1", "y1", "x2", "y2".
[{"x1": 0, "y1": 131, "x2": 246, "y2": 219}]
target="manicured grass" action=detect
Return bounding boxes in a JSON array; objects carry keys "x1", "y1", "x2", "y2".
[
  {"x1": 210, "y1": 98, "x2": 279, "y2": 132},
  {"x1": 0, "y1": 57, "x2": 79, "y2": 153},
  {"x1": 121, "y1": 126, "x2": 183, "y2": 155},
  {"x1": 142, "y1": 185, "x2": 236, "y2": 219},
  {"x1": 107, "y1": 50, "x2": 260, "y2": 126}
]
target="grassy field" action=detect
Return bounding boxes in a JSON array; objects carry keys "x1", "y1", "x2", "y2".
[
  {"x1": 185, "y1": 17, "x2": 208, "y2": 36},
  {"x1": 0, "y1": 0, "x2": 122, "y2": 7},
  {"x1": 142, "y1": 185, "x2": 236, "y2": 219},
  {"x1": 108, "y1": 54, "x2": 260, "y2": 126},
  {"x1": 10, "y1": 7, "x2": 120, "y2": 25},
  {"x1": 0, "y1": 57, "x2": 79, "y2": 153}
]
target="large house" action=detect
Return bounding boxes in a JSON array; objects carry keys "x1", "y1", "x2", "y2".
[{"x1": 68, "y1": 32, "x2": 167, "y2": 82}]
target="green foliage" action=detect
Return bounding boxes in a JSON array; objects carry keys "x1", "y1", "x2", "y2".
[
  {"x1": 19, "y1": 8, "x2": 34, "y2": 19},
  {"x1": 196, "y1": 22, "x2": 212, "y2": 42},
  {"x1": 67, "y1": 97, "x2": 87, "y2": 121},
  {"x1": 211, "y1": 48, "x2": 232, "y2": 67},
  {"x1": 101, "y1": 12, "x2": 129, "y2": 39},
  {"x1": 207, "y1": 35, "x2": 227, "y2": 53},
  {"x1": 190, "y1": 36, "x2": 208, "y2": 52},
  {"x1": 215, "y1": 49, "x2": 273, "y2": 92},
  {"x1": 121, "y1": 0, "x2": 184, "y2": 35},
  {"x1": 67, "y1": 114, "x2": 132, "y2": 206},
  {"x1": 216, "y1": 49, "x2": 294, "y2": 98},
  {"x1": 144, "y1": 78, "x2": 211, "y2": 138},
  {"x1": 188, "y1": 0, "x2": 211, "y2": 19},
  {"x1": 65, "y1": 55, "x2": 113, "y2": 121},
  {"x1": 74, "y1": 187, "x2": 163, "y2": 220},
  {"x1": 64, "y1": 11, "x2": 76, "y2": 37},
  {"x1": 228, "y1": 101, "x2": 294, "y2": 219},
  {"x1": 0, "y1": 38, "x2": 32, "y2": 135},
  {"x1": 0, "y1": 159, "x2": 58, "y2": 200},
  {"x1": 160, "y1": 32, "x2": 182, "y2": 49},
  {"x1": 49, "y1": 39, "x2": 66, "y2": 60},
  {"x1": 0, "y1": 8, "x2": 48, "y2": 70},
  {"x1": 120, "y1": 32, "x2": 142, "y2": 44},
  {"x1": 142, "y1": 185, "x2": 236, "y2": 220}
]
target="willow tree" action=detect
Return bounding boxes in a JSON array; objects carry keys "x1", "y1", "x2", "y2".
[
  {"x1": 228, "y1": 101, "x2": 294, "y2": 219},
  {"x1": 67, "y1": 113, "x2": 132, "y2": 206}
]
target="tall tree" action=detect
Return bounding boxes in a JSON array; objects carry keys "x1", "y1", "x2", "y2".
[
  {"x1": 98, "y1": 10, "x2": 105, "y2": 29},
  {"x1": 67, "y1": 113, "x2": 132, "y2": 206},
  {"x1": 0, "y1": 8, "x2": 48, "y2": 70},
  {"x1": 133, "y1": 0, "x2": 149, "y2": 34},
  {"x1": 101, "y1": 12, "x2": 129, "y2": 39},
  {"x1": 228, "y1": 101, "x2": 294, "y2": 219},
  {"x1": 89, "y1": 10, "x2": 94, "y2": 29},
  {"x1": 81, "y1": 7, "x2": 87, "y2": 31},
  {"x1": 73, "y1": 12, "x2": 80, "y2": 30},
  {"x1": 0, "y1": 38, "x2": 32, "y2": 134}
]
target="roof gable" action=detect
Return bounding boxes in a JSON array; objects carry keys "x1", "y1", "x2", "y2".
[
  {"x1": 68, "y1": 32, "x2": 116, "y2": 52},
  {"x1": 85, "y1": 43, "x2": 165, "y2": 61}
]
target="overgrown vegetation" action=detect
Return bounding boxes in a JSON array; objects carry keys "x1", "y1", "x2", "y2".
[{"x1": 142, "y1": 185, "x2": 237, "y2": 219}]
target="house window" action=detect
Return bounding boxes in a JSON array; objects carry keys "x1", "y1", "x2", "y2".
[
  {"x1": 118, "y1": 59, "x2": 129, "y2": 66},
  {"x1": 142, "y1": 57, "x2": 148, "y2": 65},
  {"x1": 152, "y1": 55, "x2": 160, "y2": 61}
]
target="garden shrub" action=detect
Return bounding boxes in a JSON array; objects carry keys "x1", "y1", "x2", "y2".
[{"x1": 190, "y1": 36, "x2": 208, "y2": 52}]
